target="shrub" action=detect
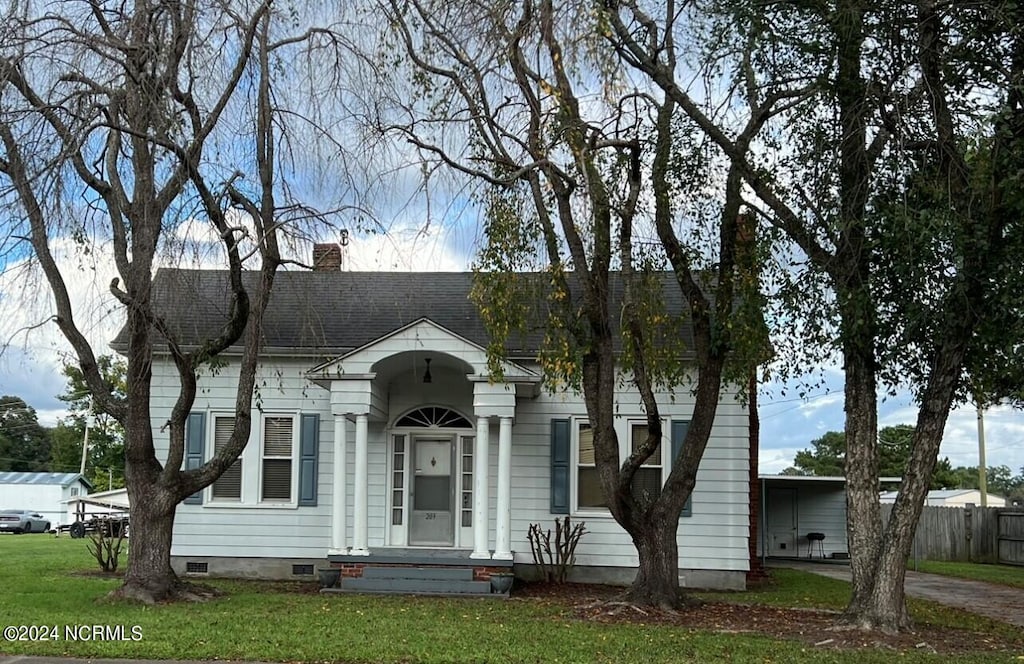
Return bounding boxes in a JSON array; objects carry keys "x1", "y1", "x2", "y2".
[
  {"x1": 86, "y1": 517, "x2": 127, "y2": 573},
  {"x1": 527, "y1": 516, "x2": 587, "y2": 583}
]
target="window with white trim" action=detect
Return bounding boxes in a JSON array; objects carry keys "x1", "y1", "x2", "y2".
[
  {"x1": 261, "y1": 415, "x2": 295, "y2": 503},
  {"x1": 573, "y1": 418, "x2": 670, "y2": 512},
  {"x1": 576, "y1": 421, "x2": 606, "y2": 509},
  {"x1": 629, "y1": 422, "x2": 663, "y2": 501},
  {"x1": 211, "y1": 416, "x2": 241, "y2": 501}
]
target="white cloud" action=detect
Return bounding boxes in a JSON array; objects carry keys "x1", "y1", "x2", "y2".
[
  {"x1": 758, "y1": 447, "x2": 805, "y2": 474},
  {"x1": 344, "y1": 224, "x2": 472, "y2": 272}
]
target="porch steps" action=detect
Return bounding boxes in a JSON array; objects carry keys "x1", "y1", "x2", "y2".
[
  {"x1": 362, "y1": 566, "x2": 472, "y2": 581},
  {"x1": 325, "y1": 565, "x2": 497, "y2": 597}
]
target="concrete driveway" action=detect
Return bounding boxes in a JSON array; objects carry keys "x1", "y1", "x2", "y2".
[{"x1": 769, "y1": 560, "x2": 1024, "y2": 628}]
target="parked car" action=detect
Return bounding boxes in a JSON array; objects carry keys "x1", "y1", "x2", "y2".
[{"x1": 0, "y1": 510, "x2": 51, "y2": 534}]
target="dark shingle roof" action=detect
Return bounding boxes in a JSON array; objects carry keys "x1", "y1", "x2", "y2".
[{"x1": 112, "y1": 269, "x2": 695, "y2": 356}]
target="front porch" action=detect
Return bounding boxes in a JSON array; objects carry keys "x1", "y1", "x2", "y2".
[
  {"x1": 324, "y1": 547, "x2": 514, "y2": 597},
  {"x1": 307, "y1": 318, "x2": 540, "y2": 566}
]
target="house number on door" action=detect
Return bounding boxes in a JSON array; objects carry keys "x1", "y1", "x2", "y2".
[{"x1": 425, "y1": 513, "x2": 437, "y2": 520}]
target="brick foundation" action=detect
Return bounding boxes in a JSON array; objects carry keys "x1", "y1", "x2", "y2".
[{"x1": 330, "y1": 560, "x2": 512, "y2": 581}]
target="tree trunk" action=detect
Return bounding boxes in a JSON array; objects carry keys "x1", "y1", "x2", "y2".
[
  {"x1": 115, "y1": 481, "x2": 180, "y2": 603},
  {"x1": 839, "y1": 317, "x2": 882, "y2": 622},
  {"x1": 622, "y1": 516, "x2": 682, "y2": 609}
]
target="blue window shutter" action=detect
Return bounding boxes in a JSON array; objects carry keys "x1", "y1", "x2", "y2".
[
  {"x1": 550, "y1": 419, "x2": 570, "y2": 514},
  {"x1": 671, "y1": 420, "x2": 692, "y2": 517},
  {"x1": 298, "y1": 414, "x2": 319, "y2": 506},
  {"x1": 183, "y1": 412, "x2": 206, "y2": 505}
]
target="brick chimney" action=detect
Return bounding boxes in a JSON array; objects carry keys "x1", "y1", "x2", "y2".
[
  {"x1": 736, "y1": 211, "x2": 768, "y2": 583},
  {"x1": 312, "y1": 243, "x2": 342, "y2": 271}
]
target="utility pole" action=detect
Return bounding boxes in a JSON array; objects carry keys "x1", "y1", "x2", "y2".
[
  {"x1": 976, "y1": 401, "x2": 988, "y2": 507},
  {"x1": 79, "y1": 397, "x2": 94, "y2": 478}
]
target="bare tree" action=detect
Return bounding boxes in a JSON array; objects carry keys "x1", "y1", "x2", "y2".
[
  {"x1": 601, "y1": 0, "x2": 1024, "y2": 631},
  {"x1": 0, "y1": 0, "x2": 352, "y2": 602},
  {"x1": 375, "y1": 0, "x2": 768, "y2": 608}
]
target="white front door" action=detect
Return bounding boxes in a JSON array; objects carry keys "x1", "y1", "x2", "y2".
[{"x1": 409, "y1": 436, "x2": 454, "y2": 546}]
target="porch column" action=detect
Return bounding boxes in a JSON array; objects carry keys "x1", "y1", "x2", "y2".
[
  {"x1": 351, "y1": 413, "x2": 370, "y2": 555},
  {"x1": 471, "y1": 416, "x2": 491, "y2": 559},
  {"x1": 493, "y1": 416, "x2": 514, "y2": 560},
  {"x1": 329, "y1": 414, "x2": 348, "y2": 554}
]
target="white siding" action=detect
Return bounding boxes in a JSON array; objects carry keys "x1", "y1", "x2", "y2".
[
  {"x1": 507, "y1": 378, "x2": 749, "y2": 572},
  {"x1": 153, "y1": 352, "x2": 749, "y2": 574},
  {"x1": 154, "y1": 356, "x2": 333, "y2": 558}
]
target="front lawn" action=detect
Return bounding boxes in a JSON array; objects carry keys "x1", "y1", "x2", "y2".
[
  {"x1": 910, "y1": 560, "x2": 1024, "y2": 589},
  {"x1": 0, "y1": 536, "x2": 1020, "y2": 663}
]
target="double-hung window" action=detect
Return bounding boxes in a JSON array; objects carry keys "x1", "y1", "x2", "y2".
[
  {"x1": 262, "y1": 416, "x2": 295, "y2": 503},
  {"x1": 629, "y1": 422, "x2": 663, "y2": 500},
  {"x1": 185, "y1": 410, "x2": 318, "y2": 508},
  {"x1": 576, "y1": 421, "x2": 607, "y2": 509},
  {"x1": 553, "y1": 416, "x2": 689, "y2": 517},
  {"x1": 211, "y1": 416, "x2": 242, "y2": 500}
]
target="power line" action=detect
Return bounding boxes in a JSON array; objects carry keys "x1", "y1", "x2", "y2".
[{"x1": 759, "y1": 391, "x2": 838, "y2": 407}]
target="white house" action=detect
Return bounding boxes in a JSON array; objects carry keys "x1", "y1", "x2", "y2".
[
  {"x1": 0, "y1": 472, "x2": 93, "y2": 529},
  {"x1": 130, "y1": 256, "x2": 754, "y2": 592},
  {"x1": 879, "y1": 489, "x2": 1006, "y2": 508}
]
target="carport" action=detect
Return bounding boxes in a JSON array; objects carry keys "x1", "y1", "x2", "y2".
[{"x1": 758, "y1": 475, "x2": 900, "y2": 561}]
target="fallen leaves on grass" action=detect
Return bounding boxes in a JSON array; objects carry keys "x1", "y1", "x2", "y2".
[{"x1": 514, "y1": 582, "x2": 1023, "y2": 657}]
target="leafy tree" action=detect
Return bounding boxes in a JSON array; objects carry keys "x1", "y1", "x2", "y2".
[
  {"x1": 601, "y1": 0, "x2": 1024, "y2": 631},
  {"x1": 52, "y1": 356, "x2": 127, "y2": 490},
  {"x1": 0, "y1": 395, "x2": 51, "y2": 471},
  {"x1": 792, "y1": 426, "x2": 958, "y2": 488},
  {"x1": 0, "y1": 1, "x2": 348, "y2": 602},
  {"x1": 793, "y1": 432, "x2": 846, "y2": 477},
  {"x1": 375, "y1": 0, "x2": 769, "y2": 608}
]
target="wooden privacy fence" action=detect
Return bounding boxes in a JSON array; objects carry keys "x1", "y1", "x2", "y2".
[{"x1": 881, "y1": 504, "x2": 1024, "y2": 565}]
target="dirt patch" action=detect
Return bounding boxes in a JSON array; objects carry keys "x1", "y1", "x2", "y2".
[{"x1": 513, "y1": 582, "x2": 1024, "y2": 656}]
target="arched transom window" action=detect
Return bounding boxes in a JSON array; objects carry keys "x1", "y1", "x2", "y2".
[{"x1": 395, "y1": 406, "x2": 472, "y2": 429}]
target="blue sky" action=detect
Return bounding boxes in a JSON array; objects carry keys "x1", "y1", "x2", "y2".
[{"x1": 1, "y1": 225, "x2": 1021, "y2": 481}]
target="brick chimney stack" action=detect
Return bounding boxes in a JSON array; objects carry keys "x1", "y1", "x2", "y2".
[{"x1": 312, "y1": 243, "x2": 342, "y2": 271}]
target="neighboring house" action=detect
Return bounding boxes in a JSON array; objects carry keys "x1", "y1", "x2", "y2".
[
  {"x1": 879, "y1": 489, "x2": 1007, "y2": 508},
  {"x1": 758, "y1": 475, "x2": 902, "y2": 560},
  {"x1": 0, "y1": 472, "x2": 93, "y2": 528},
  {"x1": 127, "y1": 250, "x2": 754, "y2": 592}
]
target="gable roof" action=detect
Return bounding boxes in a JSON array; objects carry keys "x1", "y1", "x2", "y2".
[
  {"x1": 0, "y1": 472, "x2": 92, "y2": 490},
  {"x1": 112, "y1": 269, "x2": 697, "y2": 356},
  {"x1": 307, "y1": 316, "x2": 539, "y2": 379}
]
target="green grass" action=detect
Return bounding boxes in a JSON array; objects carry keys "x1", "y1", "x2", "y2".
[
  {"x1": 0, "y1": 536, "x2": 1019, "y2": 663},
  {"x1": 909, "y1": 560, "x2": 1024, "y2": 589},
  {"x1": 698, "y1": 568, "x2": 1024, "y2": 644}
]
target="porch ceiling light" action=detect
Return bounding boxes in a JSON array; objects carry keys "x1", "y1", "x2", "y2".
[{"x1": 423, "y1": 357, "x2": 432, "y2": 384}]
